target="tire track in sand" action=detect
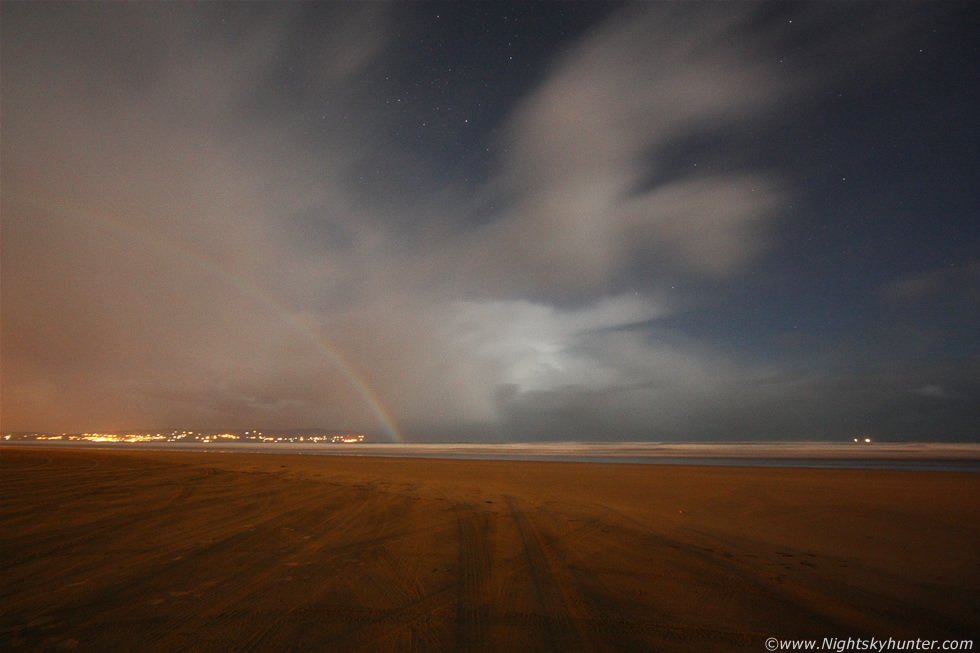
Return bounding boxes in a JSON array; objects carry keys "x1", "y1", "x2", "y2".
[
  {"x1": 506, "y1": 495, "x2": 595, "y2": 652},
  {"x1": 454, "y1": 504, "x2": 493, "y2": 652}
]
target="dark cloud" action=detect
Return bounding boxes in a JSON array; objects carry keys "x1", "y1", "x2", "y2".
[{"x1": 492, "y1": 365, "x2": 980, "y2": 443}]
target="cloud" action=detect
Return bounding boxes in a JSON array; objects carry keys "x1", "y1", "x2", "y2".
[
  {"x1": 912, "y1": 385, "x2": 948, "y2": 399},
  {"x1": 881, "y1": 261, "x2": 980, "y2": 304},
  {"x1": 493, "y1": 365, "x2": 980, "y2": 443},
  {"x1": 472, "y1": 1, "x2": 934, "y2": 296},
  {"x1": 448, "y1": 293, "x2": 665, "y2": 392},
  {"x1": 450, "y1": 4, "x2": 793, "y2": 295}
]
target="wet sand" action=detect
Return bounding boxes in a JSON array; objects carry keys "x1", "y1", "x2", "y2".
[{"x1": 1, "y1": 447, "x2": 977, "y2": 651}]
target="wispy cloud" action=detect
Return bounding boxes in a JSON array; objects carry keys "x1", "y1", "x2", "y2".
[{"x1": 882, "y1": 262, "x2": 980, "y2": 303}]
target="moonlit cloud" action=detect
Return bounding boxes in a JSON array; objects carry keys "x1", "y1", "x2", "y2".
[
  {"x1": 448, "y1": 294, "x2": 664, "y2": 392},
  {"x1": 495, "y1": 6, "x2": 788, "y2": 285}
]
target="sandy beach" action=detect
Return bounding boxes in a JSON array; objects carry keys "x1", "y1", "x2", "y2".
[{"x1": 1, "y1": 447, "x2": 977, "y2": 651}]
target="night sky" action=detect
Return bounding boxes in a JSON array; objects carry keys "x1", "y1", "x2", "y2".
[{"x1": 2, "y1": 2, "x2": 977, "y2": 442}]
